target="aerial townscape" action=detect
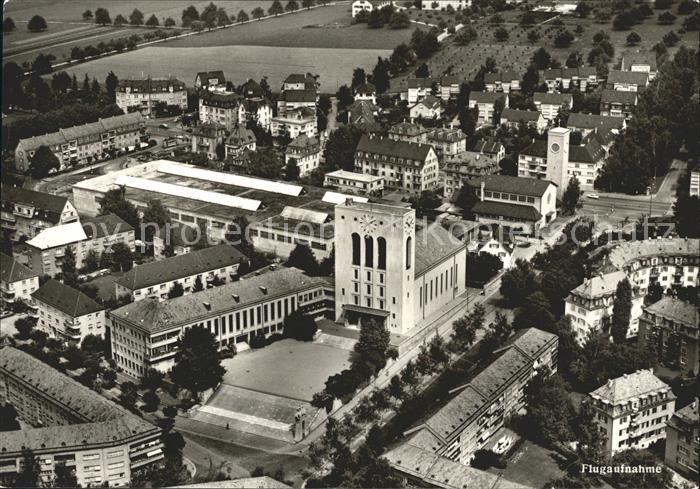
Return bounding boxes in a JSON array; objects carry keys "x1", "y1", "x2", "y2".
[{"x1": 1, "y1": 0, "x2": 699, "y2": 488}]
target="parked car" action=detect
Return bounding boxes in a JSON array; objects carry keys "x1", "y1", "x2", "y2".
[
  {"x1": 159, "y1": 123, "x2": 169, "y2": 129},
  {"x1": 587, "y1": 193, "x2": 600, "y2": 199}
]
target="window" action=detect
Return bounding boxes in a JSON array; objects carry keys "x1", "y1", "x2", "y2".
[
  {"x1": 352, "y1": 233, "x2": 361, "y2": 266},
  {"x1": 364, "y1": 235, "x2": 373, "y2": 267},
  {"x1": 377, "y1": 237, "x2": 386, "y2": 270},
  {"x1": 405, "y1": 236, "x2": 412, "y2": 270}
]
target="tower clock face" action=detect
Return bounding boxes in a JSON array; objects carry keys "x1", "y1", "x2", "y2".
[
  {"x1": 404, "y1": 215, "x2": 415, "y2": 234},
  {"x1": 550, "y1": 142, "x2": 561, "y2": 153},
  {"x1": 359, "y1": 214, "x2": 378, "y2": 234}
]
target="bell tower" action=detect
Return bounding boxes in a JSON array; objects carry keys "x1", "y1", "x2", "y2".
[{"x1": 546, "y1": 127, "x2": 570, "y2": 197}]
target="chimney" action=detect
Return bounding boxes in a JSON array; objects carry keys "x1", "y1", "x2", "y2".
[
  {"x1": 202, "y1": 301, "x2": 211, "y2": 310},
  {"x1": 231, "y1": 294, "x2": 239, "y2": 302},
  {"x1": 259, "y1": 286, "x2": 268, "y2": 294}
]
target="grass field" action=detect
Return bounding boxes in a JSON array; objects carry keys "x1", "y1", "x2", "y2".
[
  {"x1": 62, "y1": 44, "x2": 393, "y2": 92},
  {"x1": 220, "y1": 339, "x2": 351, "y2": 402}
]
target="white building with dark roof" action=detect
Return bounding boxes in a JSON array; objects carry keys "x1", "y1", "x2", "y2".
[
  {"x1": 566, "y1": 113, "x2": 626, "y2": 146},
  {"x1": 468, "y1": 91, "x2": 509, "y2": 126},
  {"x1": 110, "y1": 267, "x2": 333, "y2": 377},
  {"x1": 115, "y1": 78, "x2": 187, "y2": 115},
  {"x1": 533, "y1": 92, "x2": 573, "y2": 121},
  {"x1": 410, "y1": 95, "x2": 443, "y2": 119},
  {"x1": 589, "y1": 369, "x2": 675, "y2": 456},
  {"x1": 607, "y1": 70, "x2": 649, "y2": 92},
  {"x1": 664, "y1": 399, "x2": 699, "y2": 486},
  {"x1": 499, "y1": 108, "x2": 547, "y2": 134},
  {"x1": 285, "y1": 134, "x2": 321, "y2": 177},
  {"x1": 354, "y1": 82, "x2": 377, "y2": 104},
  {"x1": 324, "y1": 170, "x2": 384, "y2": 196},
  {"x1": 0, "y1": 252, "x2": 39, "y2": 309},
  {"x1": 543, "y1": 66, "x2": 598, "y2": 93},
  {"x1": 271, "y1": 107, "x2": 317, "y2": 139},
  {"x1": 484, "y1": 71, "x2": 520, "y2": 93},
  {"x1": 351, "y1": 0, "x2": 392, "y2": 16},
  {"x1": 194, "y1": 70, "x2": 226, "y2": 91},
  {"x1": 600, "y1": 89, "x2": 638, "y2": 118},
  {"x1": 621, "y1": 53, "x2": 657, "y2": 81},
  {"x1": 277, "y1": 89, "x2": 317, "y2": 117},
  {"x1": 426, "y1": 126, "x2": 467, "y2": 157},
  {"x1": 33, "y1": 279, "x2": 106, "y2": 343},
  {"x1": 1, "y1": 185, "x2": 79, "y2": 241}
]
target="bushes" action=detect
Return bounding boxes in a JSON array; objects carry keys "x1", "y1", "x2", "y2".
[{"x1": 283, "y1": 310, "x2": 318, "y2": 341}]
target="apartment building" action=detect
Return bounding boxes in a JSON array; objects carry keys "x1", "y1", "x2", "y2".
[
  {"x1": 270, "y1": 107, "x2": 317, "y2": 139},
  {"x1": 14, "y1": 113, "x2": 146, "y2": 173},
  {"x1": 392, "y1": 328, "x2": 557, "y2": 465},
  {"x1": 565, "y1": 270, "x2": 643, "y2": 344},
  {"x1": 405, "y1": 77, "x2": 435, "y2": 105},
  {"x1": 277, "y1": 89, "x2": 317, "y2": 117},
  {"x1": 410, "y1": 95, "x2": 443, "y2": 119},
  {"x1": 194, "y1": 70, "x2": 226, "y2": 91},
  {"x1": 600, "y1": 89, "x2": 638, "y2": 118},
  {"x1": 468, "y1": 91, "x2": 509, "y2": 126},
  {"x1": 191, "y1": 122, "x2": 227, "y2": 160},
  {"x1": 0, "y1": 347, "x2": 163, "y2": 487},
  {"x1": 468, "y1": 139, "x2": 505, "y2": 162},
  {"x1": 566, "y1": 113, "x2": 626, "y2": 143},
  {"x1": 199, "y1": 91, "x2": 273, "y2": 132},
  {"x1": 533, "y1": 92, "x2": 573, "y2": 122},
  {"x1": 114, "y1": 244, "x2": 246, "y2": 301},
  {"x1": 0, "y1": 252, "x2": 39, "y2": 309},
  {"x1": 33, "y1": 280, "x2": 106, "y2": 344},
  {"x1": 689, "y1": 171, "x2": 700, "y2": 197},
  {"x1": 518, "y1": 127, "x2": 606, "y2": 195},
  {"x1": 115, "y1": 78, "x2": 187, "y2": 115},
  {"x1": 285, "y1": 134, "x2": 321, "y2": 177},
  {"x1": 425, "y1": 126, "x2": 467, "y2": 157},
  {"x1": 420, "y1": 0, "x2": 472, "y2": 10},
  {"x1": 607, "y1": 70, "x2": 649, "y2": 92},
  {"x1": 499, "y1": 108, "x2": 547, "y2": 134},
  {"x1": 109, "y1": 267, "x2": 333, "y2": 377},
  {"x1": 467, "y1": 175, "x2": 558, "y2": 235},
  {"x1": 249, "y1": 206, "x2": 335, "y2": 261},
  {"x1": 441, "y1": 155, "x2": 500, "y2": 200},
  {"x1": 484, "y1": 71, "x2": 520, "y2": 93},
  {"x1": 388, "y1": 121, "x2": 430, "y2": 143},
  {"x1": 639, "y1": 296, "x2": 699, "y2": 375},
  {"x1": 354, "y1": 135, "x2": 439, "y2": 193},
  {"x1": 324, "y1": 170, "x2": 384, "y2": 196},
  {"x1": 543, "y1": 66, "x2": 598, "y2": 92},
  {"x1": 664, "y1": 399, "x2": 699, "y2": 487},
  {"x1": 1, "y1": 186, "x2": 79, "y2": 241},
  {"x1": 589, "y1": 369, "x2": 675, "y2": 456}
]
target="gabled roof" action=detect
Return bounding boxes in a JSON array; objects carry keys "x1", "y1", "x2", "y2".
[
  {"x1": 484, "y1": 70, "x2": 519, "y2": 84},
  {"x1": 607, "y1": 238, "x2": 699, "y2": 270},
  {"x1": 414, "y1": 222, "x2": 466, "y2": 276},
  {"x1": 0, "y1": 252, "x2": 38, "y2": 284},
  {"x1": 241, "y1": 79, "x2": 263, "y2": 98},
  {"x1": 195, "y1": 70, "x2": 226, "y2": 85},
  {"x1": 472, "y1": 200, "x2": 542, "y2": 222},
  {"x1": 389, "y1": 121, "x2": 429, "y2": 137},
  {"x1": 590, "y1": 369, "x2": 673, "y2": 404},
  {"x1": 520, "y1": 139, "x2": 548, "y2": 158},
  {"x1": 426, "y1": 127, "x2": 466, "y2": 143},
  {"x1": 281, "y1": 89, "x2": 317, "y2": 103},
  {"x1": 601, "y1": 89, "x2": 638, "y2": 105},
  {"x1": 569, "y1": 134, "x2": 605, "y2": 164},
  {"x1": 644, "y1": 296, "x2": 699, "y2": 329},
  {"x1": 500, "y1": 108, "x2": 542, "y2": 123},
  {"x1": 356, "y1": 135, "x2": 433, "y2": 162},
  {"x1": 622, "y1": 53, "x2": 657, "y2": 70},
  {"x1": 192, "y1": 121, "x2": 226, "y2": 138},
  {"x1": 118, "y1": 78, "x2": 186, "y2": 92},
  {"x1": 82, "y1": 213, "x2": 133, "y2": 239},
  {"x1": 32, "y1": 279, "x2": 104, "y2": 317},
  {"x1": 607, "y1": 70, "x2": 649, "y2": 86},
  {"x1": 355, "y1": 82, "x2": 376, "y2": 95},
  {"x1": 284, "y1": 73, "x2": 316, "y2": 86},
  {"x1": 570, "y1": 270, "x2": 627, "y2": 299},
  {"x1": 226, "y1": 124, "x2": 257, "y2": 146},
  {"x1": 469, "y1": 91, "x2": 506, "y2": 104},
  {"x1": 1, "y1": 185, "x2": 69, "y2": 224},
  {"x1": 407, "y1": 77, "x2": 435, "y2": 89},
  {"x1": 533, "y1": 92, "x2": 573, "y2": 105},
  {"x1": 287, "y1": 134, "x2": 319, "y2": 150},
  {"x1": 26, "y1": 221, "x2": 87, "y2": 250},
  {"x1": 414, "y1": 95, "x2": 441, "y2": 110},
  {"x1": 280, "y1": 206, "x2": 329, "y2": 224},
  {"x1": 468, "y1": 174, "x2": 554, "y2": 197},
  {"x1": 115, "y1": 244, "x2": 247, "y2": 291},
  {"x1": 468, "y1": 139, "x2": 504, "y2": 154},
  {"x1": 567, "y1": 113, "x2": 625, "y2": 133}
]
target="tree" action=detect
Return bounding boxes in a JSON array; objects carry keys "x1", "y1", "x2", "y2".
[
  {"x1": 471, "y1": 449, "x2": 506, "y2": 469},
  {"x1": 673, "y1": 195, "x2": 699, "y2": 238},
  {"x1": 562, "y1": 176, "x2": 582, "y2": 215},
  {"x1": 114, "y1": 14, "x2": 128, "y2": 26},
  {"x1": 323, "y1": 126, "x2": 362, "y2": 172},
  {"x1": 494, "y1": 27, "x2": 509, "y2": 41},
  {"x1": 532, "y1": 47, "x2": 553, "y2": 69},
  {"x1": 119, "y1": 381, "x2": 139, "y2": 410},
  {"x1": 611, "y1": 278, "x2": 632, "y2": 343},
  {"x1": 613, "y1": 11, "x2": 635, "y2": 29},
  {"x1": 454, "y1": 25, "x2": 477, "y2": 45},
  {"x1": 286, "y1": 0, "x2": 300, "y2": 12},
  {"x1": 141, "y1": 368, "x2": 165, "y2": 391},
  {"x1": 192, "y1": 275, "x2": 204, "y2": 293},
  {"x1": 217, "y1": 8, "x2": 231, "y2": 25},
  {"x1": 28, "y1": 145, "x2": 60, "y2": 178},
  {"x1": 411, "y1": 28, "x2": 439, "y2": 58},
  {"x1": 111, "y1": 242, "x2": 135, "y2": 272},
  {"x1": 237, "y1": 9, "x2": 250, "y2": 22},
  {"x1": 105, "y1": 71, "x2": 119, "y2": 100},
  {"x1": 269, "y1": 0, "x2": 284, "y2": 16},
  {"x1": 251, "y1": 7, "x2": 265, "y2": 19},
  {"x1": 286, "y1": 244, "x2": 319, "y2": 275},
  {"x1": 82, "y1": 9, "x2": 93, "y2": 20},
  {"x1": 566, "y1": 51, "x2": 583, "y2": 68},
  {"x1": 663, "y1": 30, "x2": 680, "y2": 45},
  {"x1": 353, "y1": 319, "x2": 392, "y2": 376},
  {"x1": 99, "y1": 186, "x2": 140, "y2": 231},
  {"x1": 554, "y1": 30, "x2": 575, "y2": 48},
  {"x1": 3, "y1": 17, "x2": 16, "y2": 32},
  {"x1": 95, "y1": 8, "x2": 112, "y2": 25},
  {"x1": 284, "y1": 157, "x2": 301, "y2": 182},
  {"x1": 626, "y1": 31, "x2": 642, "y2": 45},
  {"x1": 521, "y1": 63, "x2": 540, "y2": 95},
  {"x1": 130, "y1": 8, "x2": 145, "y2": 25},
  {"x1": 372, "y1": 57, "x2": 391, "y2": 93},
  {"x1": 146, "y1": 14, "x2": 160, "y2": 27},
  {"x1": 500, "y1": 259, "x2": 537, "y2": 307},
  {"x1": 466, "y1": 253, "x2": 503, "y2": 286},
  {"x1": 28, "y1": 15, "x2": 48, "y2": 32},
  {"x1": 451, "y1": 303, "x2": 484, "y2": 352},
  {"x1": 142, "y1": 199, "x2": 169, "y2": 245},
  {"x1": 14, "y1": 317, "x2": 36, "y2": 340},
  {"x1": 610, "y1": 449, "x2": 670, "y2": 488},
  {"x1": 171, "y1": 325, "x2": 225, "y2": 398},
  {"x1": 658, "y1": 11, "x2": 677, "y2": 23},
  {"x1": 514, "y1": 291, "x2": 555, "y2": 331},
  {"x1": 15, "y1": 449, "x2": 40, "y2": 488},
  {"x1": 168, "y1": 282, "x2": 185, "y2": 299},
  {"x1": 351, "y1": 68, "x2": 367, "y2": 89},
  {"x1": 283, "y1": 310, "x2": 318, "y2": 341},
  {"x1": 389, "y1": 11, "x2": 410, "y2": 29},
  {"x1": 523, "y1": 369, "x2": 575, "y2": 446},
  {"x1": 182, "y1": 5, "x2": 200, "y2": 26},
  {"x1": 61, "y1": 245, "x2": 78, "y2": 287},
  {"x1": 527, "y1": 29, "x2": 541, "y2": 44}
]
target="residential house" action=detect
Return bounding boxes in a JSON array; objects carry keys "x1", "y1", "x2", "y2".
[
  {"x1": 690, "y1": 171, "x2": 700, "y2": 197},
  {"x1": 109, "y1": 267, "x2": 333, "y2": 377},
  {"x1": 664, "y1": 399, "x2": 699, "y2": 488},
  {"x1": 224, "y1": 124, "x2": 257, "y2": 161},
  {"x1": 475, "y1": 237, "x2": 514, "y2": 269},
  {"x1": 426, "y1": 126, "x2": 467, "y2": 158},
  {"x1": 282, "y1": 73, "x2": 318, "y2": 91},
  {"x1": 277, "y1": 89, "x2": 317, "y2": 117},
  {"x1": 153, "y1": 222, "x2": 200, "y2": 259},
  {"x1": 114, "y1": 244, "x2": 247, "y2": 301},
  {"x1": 1, "y1": 186, "x2": 79, "y2": 241},
  {"x1": 354, "y1": 135, "x2": 439, "y2": 193},
  {"x1": 191, "y1": 122, "x2": 227, "y2": 160},
  {"x1": 589, "y1": 369, "x2": 675, "y2": 456},
  {"x1": 466, "y1": 175, "x2": 558, "y2": 234},
  {"x1": 518, "y1": 127, "x2": 606, "y2": 194},
  {"x1": 566, "y1": 113, "x2": 626, "y2": 146},
  {"x1": 270, "y1": 107, "x2": 317, "y2": 139},
  {"x1": 405, "y1": 77, "x2": 434, "y2": 104},
  {"x1": 499, "y1": 108, "x2": 547, "y2": 133},
  {"x1": 194, "y1": 70, "x2": 226, "y2": 91},
  {"x1": 0, "y1": 253, "x2": 39, "y2": 310},
  {"x1": 607, "y1": 70, "x2": 649, "y2": 92},
  {"x1": 621, "y1": 53, "x2": 657, "y2": 81},
  {"x1": 80, "y1": 213, "x2": 136, "y2": 258},
  {"x1": 33, "y1": 279, "x2": 106, "y2": 343},
  {"x1": 324, "y1": 170, "x2": 384, "y2": 196},
  {"x1": 409, "y1": 95, "x2": 443, "y2": 119},
  {"x1": 421, "y1": 0, "x2": 472, "y2": 10},
  {"x1": 388, "y1": 121, "x2": 430, "y2": 143},
  {"x1": 354, "y1": 82, "x2": 377, "y2": 104},
  {"x1": 285, "y1": 134, "x2": 321, "y2": 177},
  {"x1": 14, "y1": 113, "x2": 146, "y2": 173},
  {"x1": 533, "y1": 92, "x2": 573, "y2": 121},
  {"x1": 115, "y1": 78, "x2": 187, "y2": 116},
  {"x1": 600, "y1": 89, "x2": 638, "y2": 118},
  {"x1": 468, "y1": 91, "x2": 509, "y2": 126},
  {"x1": 639, "y1": 296, "x2": 699, "y2": 375},
  {"x1": 484, "y1": 71, "x2": 520, "y2": 93},
  {"x1": 543, "y1": 66, "x2": 598, "y2": 92},
  {"x1": 438, "y1": 75, "x2": 461, "y2": 101},
  {"x1": 468, "y1": 139, "x2": 505, "y2": 162},
  {"x1": 347, "y1": 100, "x2": 380, "y2": 133},
  {"x1": 199, "y1": 91, "x2": 272, "y2": 131}
]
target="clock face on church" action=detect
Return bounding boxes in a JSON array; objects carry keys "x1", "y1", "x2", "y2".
[
  {"x1": 359, "y1": 214, "x2": 378, "y2": 234},
  {"x1": 404, "y1": 215, "x2": 415, "y2": 234}
]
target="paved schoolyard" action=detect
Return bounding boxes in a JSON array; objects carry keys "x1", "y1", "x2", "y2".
[{"x1": 220, "y1": 339, "x2": 351, "y2": 402}]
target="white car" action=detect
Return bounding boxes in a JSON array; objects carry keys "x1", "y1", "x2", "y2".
[{"x1": 587, "y1": 193, "x2": 600, "y2": 199}]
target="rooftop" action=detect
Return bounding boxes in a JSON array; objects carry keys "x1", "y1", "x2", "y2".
[
  {"x1": 601, "y1": 89, "x2": 638, "y2": 105},
  {"x1": 607, "y1": 238, "x2": 699, "y2": 270},
  {"x1": 325, "y1": 169, "x2": 384, "y2": 183},
  {"x1": 467, "y1": 174, "x2": 554, "y2": 197},
  {"x1": 280, "y1": 89, "x2": 317, "y2": 103},
  {"x1": 414, "y1": 222, "x2": 467, "y2": 277},
  {"x1": 415, "y1": 95, "x2": 442, "y2": 109},
  {"x1": 469, "y1": 91, "x2": 507, "y2": 104},
  {"x1": 607, "y1": 70, "x2": 649, "y2": 86},
  {"x1": 472, "y1": 200, "x2": 542, "y2": 222},
  {"x1": 81, "y1": 213, "x2": 134, "y2": 240},
  {"x1": 569, "y1": 134, "x2": 605, "y2": 164},
  {"x1": 668, "y1": 399, "x2": 698, "y2": 430},
  {"x1": 26, "y1": 221, "x2": 87, "y2": 250},
  {"x1": 1, "y1": 186, "x2": 69, "y2": 224},
  {"x1": 111, "y1": 267, "x2": 329, "y2": 334},
  {"x1": 116, "y1": 244, "x2": 246, "y2": 291},
  {"x1": 195, "y1": 70, "x2": 226, "y2": 85},
  {"x1": 590, "y1": 369, "x2": 673, "y2": 404},
  {"x1": 0, "y1": 346, "x2": 158, "y2": 454},
  {"x1": 484, "y1": 71, "x2": 520, "y2": 84},
  {"x1": 356, "y1": 134, "x2": 433, "y2": 162},
  {"x1": 426, "y1": 127, "x2": 466, "y2": 143},
  {"x1": 644, "y1": 296, "x2": 699, "y2": 328},
  {"x1": 226, "y1": 124, "x2": 257, "y2": 146},
  {"x1": 468, "y1": 139, "x2": 503, "y2": 155},
  {"x1": 567, "y1": 113, "x2": 625, "y2": 132},
  {"x1": 336, "y1": 200, "x2": 412, "y2": 218},
  {"x1": 0, "y1": 252, "x2": 38, "y2": 284},
  {"x1": 500, "y1": 108, "x2": 542, "y2": 123},
  {"x1": 167, "y1": 477, "x2": 290, "y2": 488},
  {"x1": 570, "y1": 271, "x2": 627, "y2": 299},
  {"x1": 355, "y1": 82, "x2": 376, "y2": 94},
  {"x1": 32, "y1": 279, "x2": 104, "y2": 318},
  {"x1": 117, "y1": 78, "x2": 186, "y2": 91},
  {"x1": 533, "y1": 92, "x2": 573, "y2": 105},
  {"x1": 388, "y1": 121, "x2": 430, "y2": 137}
]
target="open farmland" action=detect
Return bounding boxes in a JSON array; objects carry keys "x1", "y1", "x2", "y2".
[
  {"x1": 3, "y1": 0, "x2": 271, "y2": 66},
  {"x1": 62, "y1": 44, "x2": 393, "y2": 92}
]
